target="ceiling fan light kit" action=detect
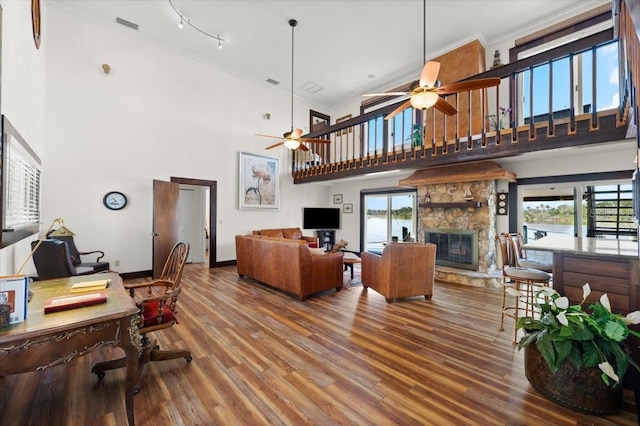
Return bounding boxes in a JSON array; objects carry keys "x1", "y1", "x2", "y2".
[
  {"x1": 363, "y1": 0, "x2": 500, "y2": 121},
  {"x1": 255, "y1": 19, "x2": 331, "y2": 152},
  {"x1": 410, "y1": 90, "x2": 439, "y2": 110}
]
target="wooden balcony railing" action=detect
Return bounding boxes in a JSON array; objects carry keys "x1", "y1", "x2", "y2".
[{"x1": 292, "y1": 13, "x2": 636, "y2": 184}]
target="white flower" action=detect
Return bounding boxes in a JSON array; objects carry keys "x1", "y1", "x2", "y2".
[
  {"x1": 555, "y1": 297, "x2": 569, "y2": 310},
  {"x1": 624, "y1": 311, "x2": 640, "y2": 325},
  {"x1": 556, "y1": 311, "x2": 568, "y2": 326},
  {"x1": 538, "y1": 287, "x2": 558, "y2": 298},
  {"x1": 598, "y1": 361, "x2": 620, "y2": 382},
  {"x1": 582, "y1": 283, "x2": 591, "y2": 299},
  {"x1": 600, "y1": 294, "x2": 612, "y2": 313}
]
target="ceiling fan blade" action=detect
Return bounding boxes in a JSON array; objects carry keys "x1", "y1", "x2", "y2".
[
  {"x1": 300, "y1": 138, "x2": 331, "y2": 144},
  {"x1": 362, "y1": 91, "x2": 410, "y2": 97},
  {"x1": 255, "y1": 133, "x2": 284, "y2": 140},
  {"x1": 437, "y1": 77, "x2": 501, "y2": 95},
  {"x1": 298, "y1": 144, "x2": 309, "y2": 151},
  {"x1": 419, "y1": 61, "x2": 440, "y2": 88},
  {"x1": 265, "y1": 141, "x2": 285, "y2": 150},
  {"x1": 433, "y1": 97, "x2": 457, "y2": 116},
  {"x1": 384, "y1": 99, "x2": 412, "y2": 120}
]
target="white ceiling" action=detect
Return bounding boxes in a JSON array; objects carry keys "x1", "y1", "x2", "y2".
[{"x1": 49, "y1": 0, "x2": 609, "y2": 110}]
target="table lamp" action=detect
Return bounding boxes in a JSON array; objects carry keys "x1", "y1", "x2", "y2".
[{"x1": 15, "y1": 218, "x2": 75, "y2": 275}]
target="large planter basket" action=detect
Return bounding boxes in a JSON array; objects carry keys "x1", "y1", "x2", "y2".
[{"x1": 524, "y1": 344, "x2": 623, "y2": 415}]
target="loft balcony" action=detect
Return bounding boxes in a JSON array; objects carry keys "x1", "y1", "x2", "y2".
[{"x1": 292, "y1": 1, "x2": 638, "y2": 184}]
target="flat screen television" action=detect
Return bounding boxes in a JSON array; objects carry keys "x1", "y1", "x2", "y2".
[{"x1": 303, "y1": 207, "x2": 340, "y2": 230}]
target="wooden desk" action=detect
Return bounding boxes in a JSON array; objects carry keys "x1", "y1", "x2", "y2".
[{"x1": 0, "y1": 273, "x2": 141, "y2": 425}]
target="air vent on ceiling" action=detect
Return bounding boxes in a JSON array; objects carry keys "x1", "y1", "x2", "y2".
[
  {"x1": 116, "y1": 17, "x2": 139, "y2": 31},
  {"x1": 266, "y1": 78, "x2": 280, "y2": 86},
  {"x1": 300, "y1": 81, "x2": 323, "y2": 94}
]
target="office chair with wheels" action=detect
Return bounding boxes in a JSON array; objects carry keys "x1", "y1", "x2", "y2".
[{"x1": 91, "y1": 241, "x2": 191, "y2": 393}]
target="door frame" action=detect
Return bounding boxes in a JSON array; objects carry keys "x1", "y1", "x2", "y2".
[{"x1": 171, "y1": 177, "x2": 217, "y2": 268}]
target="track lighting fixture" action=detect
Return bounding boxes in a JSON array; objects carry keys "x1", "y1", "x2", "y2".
[{"x1": 169, "y1": 0, "x2": 225, "y2": 49}]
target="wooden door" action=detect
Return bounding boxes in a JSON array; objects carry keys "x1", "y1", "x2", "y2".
[{"x1": 152, "y1": 179, "x2": 179, "y2": 278}]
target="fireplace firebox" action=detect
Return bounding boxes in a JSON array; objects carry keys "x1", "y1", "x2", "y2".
[{"x1": 424, "y1": 228, "x2": 479, "y2": 270}]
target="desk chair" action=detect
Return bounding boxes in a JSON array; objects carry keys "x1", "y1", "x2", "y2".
[
  {"x1": 92, "y1": 242, "x2": 191, "y2": 393},
  {"x1": 496, "y1": 233, "x2": 551, "y2": 344},
  {"x1": 47, "y1": 233, "x2": 110, "y2": 274},
  {"x1": 31, "y1": 239, "x2": 78, "y2": 280}
]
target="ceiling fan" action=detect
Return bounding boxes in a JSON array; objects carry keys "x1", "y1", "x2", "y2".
[
  {"x1": 363, "y1": 0, "x2": 501, "y2": 120},
  {"x1": 255, "y1": 19, "x2": 330, "y2": 152}
]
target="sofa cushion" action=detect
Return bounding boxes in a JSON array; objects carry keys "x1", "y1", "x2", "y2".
[
  {"x1": 283, "y1": 228, "x2": 303, "y2": 240},
  {"x1": 260, "y1": 229, "x2": 284, "y2": 238}
]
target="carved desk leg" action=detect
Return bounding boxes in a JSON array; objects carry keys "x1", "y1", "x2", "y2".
[{"x1": 122, "y1": 315, "x2": 142, "y2": 425}]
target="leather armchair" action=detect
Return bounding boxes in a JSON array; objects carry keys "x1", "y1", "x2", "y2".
[{"x1": 361, "y1": 242, "x2": 436, "y2": 303}]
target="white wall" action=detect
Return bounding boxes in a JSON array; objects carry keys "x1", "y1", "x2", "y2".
[
  {"x1": 39, "y1": 7, "x2": 330, "y2": 274},
  {"x1": 0, "y1": 0, "x2": 47, "y2": 276}
]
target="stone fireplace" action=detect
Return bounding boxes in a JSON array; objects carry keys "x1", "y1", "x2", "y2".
[
  {"x1": 424, "y1": 228, "x2": 479, "y2": 270},
  {"x1": 399, "y1": 161, "x2": 516, "y2": 287}
]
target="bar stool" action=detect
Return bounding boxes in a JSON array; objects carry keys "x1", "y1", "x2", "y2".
[
  {"x1": 510, "y1": 232, "x2": 553, "y2": 273},
  {"x1": 495, "y1": 233, "x2": 552, "y2": 344}
]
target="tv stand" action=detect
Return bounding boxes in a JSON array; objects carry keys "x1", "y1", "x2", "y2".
[{"x1": 317, "y1": 230, "x2": 336, "y2": 251}]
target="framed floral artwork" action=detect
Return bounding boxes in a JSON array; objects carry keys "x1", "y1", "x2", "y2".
[
  {"x1": 238, "y1": 152, "x2": 279, "y2": 210},
  {"x1": 343, "y1": 203, "x2": 353, "y2": 214},
  {"x1": 333, "y1": 194, "x2": 343, "y2": 204}
]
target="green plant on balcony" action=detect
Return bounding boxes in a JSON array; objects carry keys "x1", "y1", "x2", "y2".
[{"x1": 487, "y1": 106, "x2": 511, "y2": 131}]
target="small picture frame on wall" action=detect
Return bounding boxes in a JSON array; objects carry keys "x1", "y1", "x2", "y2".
[
  {"x1": 343, "y1": 203, "x2": 353, "y2": 214},
  {"x1": 333, "y1": 194, "x2": 343, "y2": 204}
]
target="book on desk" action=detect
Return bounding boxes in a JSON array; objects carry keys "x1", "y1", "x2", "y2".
[{"x1": 44, "y1": 292, "x2": 108, "y2": 314}]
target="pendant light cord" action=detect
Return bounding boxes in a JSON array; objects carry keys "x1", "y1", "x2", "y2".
[
  {"x1": 289, "y1": 19, "x2": 297, "y2": 133},
  {"x1": 423, "y1": 0, "x2": 426, "y2": 64}
]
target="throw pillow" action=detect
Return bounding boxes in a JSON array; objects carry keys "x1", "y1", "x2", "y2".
[
  {"x1": 330, "y1": 239, "x2": 348, "y2": 253},
  {"x1": 260, "y1": 229, "x2": 284, "y2": 238},
  {"x1": 283, "y1": 228, "x2": 303, "y2": 240},
  {"x1": 309, "y1": 248, "x2": 325, "y2": 256}
]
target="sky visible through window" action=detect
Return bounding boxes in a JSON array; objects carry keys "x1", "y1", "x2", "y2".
[{"x1": 522, "y1": 41, "x2": 619, "y2": 118}]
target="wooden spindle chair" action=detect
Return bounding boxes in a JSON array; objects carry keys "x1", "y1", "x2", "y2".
[{"x1": 91, "y1": 241, "x2": 191, "y2": 393}]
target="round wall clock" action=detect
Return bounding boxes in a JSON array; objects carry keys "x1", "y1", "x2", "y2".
[
  {"x1": 31, "y1": 0, "x2": 41, "y2": 49},
  {"x1": 103, "y1": 191, "x2": 127, "y2": 210}
]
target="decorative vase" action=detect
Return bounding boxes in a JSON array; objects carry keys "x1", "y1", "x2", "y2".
[{"x1": 524, "y1": 343, "x2": 623, "y2": 415}]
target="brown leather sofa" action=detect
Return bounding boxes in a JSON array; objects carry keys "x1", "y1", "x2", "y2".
[
  {"x1": 235, "y1": 234, "x2": 343, "y2": 300},
  {"x1": 252, "y1": 227, "x2": 319, "y2": 247},
  {"x1": 361, "y1": 242, "x2": 436, "y2": 303}
]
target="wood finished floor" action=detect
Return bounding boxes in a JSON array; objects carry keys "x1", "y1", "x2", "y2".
[{"x1": 1, "y1": 262, "x2": 638, "y2": 426}]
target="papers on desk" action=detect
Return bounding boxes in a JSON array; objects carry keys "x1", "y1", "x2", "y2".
[
  {"x1": 70, "y1": 279, "x2": 110, "y2": 294},
  {"x1": 44, "y1": 292, "x2": 107, "y2": 314}
]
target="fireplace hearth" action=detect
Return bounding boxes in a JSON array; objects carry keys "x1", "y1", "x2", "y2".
[{"x1": 424, "y1": 228, "x2": 479, "y2": 271}]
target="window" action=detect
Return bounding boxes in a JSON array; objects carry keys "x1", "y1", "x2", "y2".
[
  {"x1": 363, "y1": 190, "x2": 417, "y2": 253},
  {"x1": 1, "y1": 116, "x2": 42, "y2": 248}
]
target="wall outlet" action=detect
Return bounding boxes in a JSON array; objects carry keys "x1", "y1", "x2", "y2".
[{"x1": 114, "y1": 260, "x2": 120, "y2": 267}]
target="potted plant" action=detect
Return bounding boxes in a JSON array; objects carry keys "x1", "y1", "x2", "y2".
[{"x1": 516, "y1": 283, "x2": 640, "y2": 414}]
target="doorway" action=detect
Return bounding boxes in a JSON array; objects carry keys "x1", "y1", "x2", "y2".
[{"x1": 171, "y1": 177, "x2": 217, "y2": 268}]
